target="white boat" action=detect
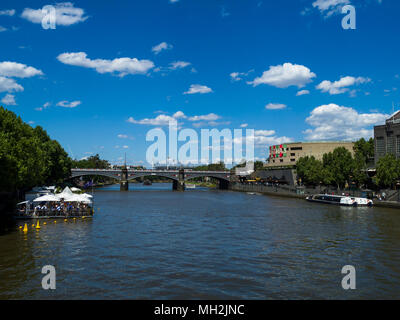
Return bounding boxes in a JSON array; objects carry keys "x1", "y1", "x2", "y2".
[
  {"x1": 186, "y1": 184, "x2": 196, "y2": 189},
  {"x1": 306, "y1": 194, "x2": 373, "y2": 207}
]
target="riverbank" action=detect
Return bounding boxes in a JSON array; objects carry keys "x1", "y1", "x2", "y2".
[
  {"x1": 190, "y1": 181, "x2": 217, "y2": 188},
  {"x1": 230, "y1": 183, "x2": 400, "y2": 209}
]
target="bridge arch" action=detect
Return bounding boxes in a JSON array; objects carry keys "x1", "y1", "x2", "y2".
[
  {"x1": 127, "y1": 173, "x2": 179, "y2": 182},
  {"x1": 70, "y1": 172, "x2": 121, "y2": 180}
]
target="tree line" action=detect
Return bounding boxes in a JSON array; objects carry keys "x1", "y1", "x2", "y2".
[
  {"x1": 296, "y1": 138, "x2": 400, "y2": 189},
  {"x1": 0, "y1": 106, "x2": 72, "y2": 194}
]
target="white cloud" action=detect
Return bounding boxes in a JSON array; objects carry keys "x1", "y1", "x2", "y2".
[
  {"x1": 184, "y1": 84, "x2": 213, "y2": 95},
  {"x1": 249, "y1": 62, "x2": 316, "y2": 88},
  {"x1": 169, "y1": 61, "x2": 191, "y2": 70},
  {"x1": 56, "y1": 100, "x2": 81, "y2": 108},
  {"x1": 316, "y1": 76, "x2": 371, "y2": 95},
  {"x1": 188, "y1": 113, "x2": 220, "y2": 121},
  {"x1": 240, "y1": 123, "x2": 248, "y2": 128},
  {"x1": 127, "y1": 111, "x2": 225, "y2": 127},
  {"x1": 127, "y1": 111, "x2": 185, "y2": 126},
  {"x1": 0, "y1": 61, "x2": 43, "y2": 78},
  {"x1": 122, "y1": 145, "x2": 129, "y2": 149},
  {"x1": 265, "y1": 103, "x2": 287, "y2": 110},
  {"x1": 173, "y1": 111, "x2": 186, "y2": 119},
  {"x1": 230, "y1": 72, "x2": 241, "y2": 81},
  {"x1": 255, "y1": 130, "x2": 276, "y2": 136},
  {"x1": 312, "y1": 0, "x2": 350, "y2": 17},
  {"x1": 0, "y1": 26, "x2": 7, "y2": 32},
  {"x1": 152, "y1": 42, "x2": 173, "y2": 54},
  {"x1": 21, "y1": 2, "x2": 88, "y2": 26},
  {"x1": 118, "y1": 134, "x2": 129, "y2": 139},
  {"x1": 0, "y1": 76, "x2": 23, "y2": 93},
  {"x1": 57, "y1": 52, "x2": 154, "y2": 76},
  {"x1": 304, "y1": 103, "x2": 389, "y2": 140},
  {"x1": 234, "y1": 129, "x2": 292, "y2": 148},
  {"x1": 0, "y1": 9, "x2": 15, "y2": 16},
  {"x1": 1, "y1": 94, "x2": 16, "y2": 105},
  {"x1": 35, "y1": 102, "x2": 51, "y2": 111},
  {"x1": 296, "y1": 89, "x2": 310, "y2": 96},
  {"x1": 230, "y1": 70, "x2": 253, "y2": 82}
]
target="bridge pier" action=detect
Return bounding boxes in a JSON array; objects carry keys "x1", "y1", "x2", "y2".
[
  {"x1": 172, "y1": 180, "x2": 185, "y2": 191},
  {"x1": 173, "y1": 169, "x2": 185, "y2": 191},
  {"x1": 219, "y1": 179, "x2": 230, "y2": 190},
  {"x1": 120, "y1": 167, "x2": 129, "y2": 191}
]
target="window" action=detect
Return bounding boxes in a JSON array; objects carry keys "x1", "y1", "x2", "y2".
[
  {"x1": 376, "y1": 137, "x2": 385, "y2": 156},
  {"x1": 291, "y1": 153, "x2": 295, "y2": 156},
  {"x1": 387, "y1": 133, "x2": 395, "y2": 155},
  {"x1": 290, "y1": 159, "x2": 296, "y2": 162},
  {"x1": 291, "y1": 147, "x2": 303, "y2": 151},
  {"x1": 397, "y1": 136, "x2": 400, "y2": 154},
  {"x1": 280, "y1": 159, "x2": 283, "y2": 163}
]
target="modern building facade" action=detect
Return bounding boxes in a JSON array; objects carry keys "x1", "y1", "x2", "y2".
[
  {"x1": 374, "y1": 111, "x2": 400, "y2": 164},
  {"x1": 265, "y1": 141, "x2": 355, "y2": 168}
]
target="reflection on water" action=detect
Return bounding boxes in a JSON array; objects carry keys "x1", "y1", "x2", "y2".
[{"x1": 1, "y1": 184, "x2": 400, "y2": 299}]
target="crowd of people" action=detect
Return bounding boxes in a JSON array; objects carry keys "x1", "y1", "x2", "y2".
[{"x1": 18, "y1": 201, "x2": 93, "y2": 217}]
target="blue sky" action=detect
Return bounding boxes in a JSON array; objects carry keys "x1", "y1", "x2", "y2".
[{"x1": 0, "y1": 0, "x2": 399, "y2": 166}]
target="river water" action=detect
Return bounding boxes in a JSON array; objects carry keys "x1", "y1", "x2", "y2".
[{"x1": 1, "y1": 183, "x2": 400, "y2": 299}]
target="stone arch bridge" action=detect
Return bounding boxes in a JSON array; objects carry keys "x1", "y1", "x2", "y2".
[{"x1": 70, "y1": 168, "x2": 231, "y2": 191}]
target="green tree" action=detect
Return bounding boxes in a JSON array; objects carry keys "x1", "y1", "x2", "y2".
[
  {"x1": 0, "y1": 106, "x2": 72, "y2": 193},
  {"x1": 194, "y1": 161, "x2": 226, "y2": 171},
  {"x1": 323, "y1": 147, "x2": 355, "y2": 189},
  {"x1": 375, "y1": 154, "x2": 400, "y2": 188},
  {"x1": 352, "y1": 138, "x2": 374, "y2": 188},
  {"x1": 71, "y1": 154, "x2": 110, "y2": 169},
  {"x1": 296, "y1": 156, "x2": 329, "y2": 186}
]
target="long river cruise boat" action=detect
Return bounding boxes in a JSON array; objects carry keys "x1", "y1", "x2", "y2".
[{"x1": 306, "y1": 194, "x2": 373, "y2": 207}]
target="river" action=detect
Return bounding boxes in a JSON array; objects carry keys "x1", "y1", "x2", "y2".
[{"x1": 1, "y1": 183, "x2": 400, "y2": 299}]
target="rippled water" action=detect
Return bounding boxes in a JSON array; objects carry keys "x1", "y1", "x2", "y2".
[{"x1": 1, "y1": 183, "x2": 400, "y2": 299}]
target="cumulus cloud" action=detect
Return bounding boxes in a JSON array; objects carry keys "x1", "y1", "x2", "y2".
[
  {"x1": 0, "y1": 76, "x2": 24, "y2": 93},
  {"x1": 0, "y1": 9, "x2": 15, "y2": 16},
  {"x1": 56, "y1": 100, "x2": 81, "y2": 108},
  {"x1": 304, "y1": 103, "x2": 388, "y2": 140},
  {"x1": 127, "y1": 111, "x2": 224, "y2": 127},
  {"x1": 234, "y1": 129, "x2": 292, "y2": 148},
  {"x1": 184, "y1": 84, "x2": 213, "y2": 95},
  {"x1": 265, "y1": 103, "x2": 287, "y2": 110},
  {"x1": 296, "y1": 89, "x2": 310, "y2": 96},
  {"x1": 316, "y1": 76, "x2": 371, "y2": 95},
  {"x1": 169, "y1": 61, "x2": 191, "y2": 70},
  {"x1": 230, "y1": 70, "x2": 253, "y2": 82},
  {"x1": 312, "y1": 0, "x2": 350, "y2": 17},
  {"x1": 1, "y1": 94, "x2": 16, "y2": 105},
  {"x1": 21, "y1": 2, "x2": 88, "y2": 26},
  {"x1": 0, "y1": 61, "x2": 43, "y2": 78},
  {"x1": 57, "y1": 52, "x2": 155, "y2": 76},
  {"x1": 188, "y1": 113, "x2": 220, "y2": 121},
  {"x1": 249, "y1": 63, "x2": 316, "y2": 88},
  {"x1": 173, "y1": 111, "x2": 186, "y2": 119},
  {"x1": 127, "y1": 111, "x2": 184, "y2": 126},
  {"x1": 152, "y1": 42, "x2": 173, "y2": 54}
]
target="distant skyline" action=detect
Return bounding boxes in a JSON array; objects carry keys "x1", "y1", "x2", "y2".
[{"x1": 0, "y1": 0, "x2": 399, "y2": 166}]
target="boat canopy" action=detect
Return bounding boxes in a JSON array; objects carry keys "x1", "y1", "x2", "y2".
[
  {"x1": 33, "y1": 194, "x2": 60, "y2": 202},
  {"x1": 56, "y1": 186, "x2": 74, "y2": 199}
]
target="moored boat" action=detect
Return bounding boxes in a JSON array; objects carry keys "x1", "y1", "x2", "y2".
[{"x1": 306, "y1": 194, "x2": 373, "y2": 207}]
